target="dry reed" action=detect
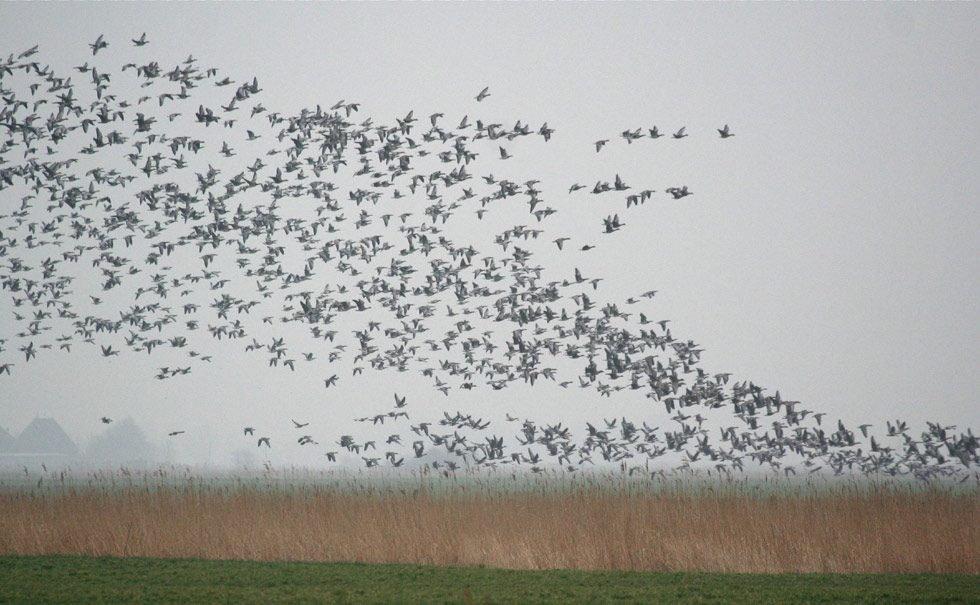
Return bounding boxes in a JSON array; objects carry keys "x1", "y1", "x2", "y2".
[{"x1": 1, "y1": 470, "x2": 978, "y2": 574}]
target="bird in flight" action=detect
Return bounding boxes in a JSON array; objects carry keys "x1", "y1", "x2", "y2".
[
  {"x1": 257, "y1": 437, "x2": 271, "y2": 448},
  {"x1": 292, "y1": 419, "x2": 309, "y2": 428},
  {"x1": 100, "y1": 417, "x2": 112, "y2": 424},
  {"x1": 672, "y1": 127, "x2": 687, "y2": 139},
  {"x1": 718, "y1": 124, "x2": 734, "y2": 138},
  {"x1": 89, "y1": 34, "x2": 108, "y2": 56},
  {"x1": 168, "y1": 431, "x2": 185, "y2": 437},
  {"x1": 132, "y1": 33, "x2": 149, "y2": 47},
  {"x1": 666, "y1": 186, "x2": 692, "y2": 199},
  {"x1": 476, "y1": 87, "x2": 490, "y2": 102}
]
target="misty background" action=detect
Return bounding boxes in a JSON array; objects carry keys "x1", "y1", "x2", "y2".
[{"x1": 1, "y1": 3, "x2": 978, "y2": 468}]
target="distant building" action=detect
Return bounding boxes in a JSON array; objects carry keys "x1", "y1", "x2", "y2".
[
  {"x1": 0, "y1": 417, "x2": 83, "y2": 466},
  {"x1": 0, "y1": 425, "x2": 17, "y2": 453}
]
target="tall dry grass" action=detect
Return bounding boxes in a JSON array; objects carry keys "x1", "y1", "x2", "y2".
[{"x1": 1, "y1": 469, "x2": 978, "y2": 573}]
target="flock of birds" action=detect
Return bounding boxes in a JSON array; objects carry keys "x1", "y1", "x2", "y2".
[{"x1": 1, "y1": 37, "x2": 977, "y2": 480}]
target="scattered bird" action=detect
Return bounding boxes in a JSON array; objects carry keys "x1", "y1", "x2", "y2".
[{"x1": 89, "y1": 34, "x2": 108, "y2": 55}]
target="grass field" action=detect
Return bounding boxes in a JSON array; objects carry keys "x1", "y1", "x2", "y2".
[
  {"x1": 2, "y1": 554, "x2": 980, "y2": 604},
  {"x1": 2, "y1": 468, "x2": 978, "y2": 575}
]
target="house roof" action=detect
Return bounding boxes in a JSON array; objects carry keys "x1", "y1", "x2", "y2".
[
  {"x1": 14, "y1": 417, "x2": 82, "y2": 457},
  {"x1": 0, "y1": 425, "x2": 16, "y2": 453}
]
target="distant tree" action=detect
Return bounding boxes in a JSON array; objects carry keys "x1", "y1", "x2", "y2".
[{"x1": 87, "y1": 417, "x2": 159, "y2": 465}]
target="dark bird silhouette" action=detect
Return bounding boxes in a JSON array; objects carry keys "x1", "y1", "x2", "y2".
[{"x1": 89, "y1": 34, "x2": 108, "y2": 55}]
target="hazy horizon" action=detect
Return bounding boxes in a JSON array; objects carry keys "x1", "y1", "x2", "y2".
[{"x1": 1, "y1": 4, "x2": 978, "y2": 472}]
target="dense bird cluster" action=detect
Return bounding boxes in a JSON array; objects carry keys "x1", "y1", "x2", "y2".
[{"x1": 1, "y1": 38, "x2": 977, "y2": 479}]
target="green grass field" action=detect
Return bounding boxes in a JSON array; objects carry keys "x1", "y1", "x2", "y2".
[{"x1": 1, "y1": 555, "x2": 978, "y2": 604}]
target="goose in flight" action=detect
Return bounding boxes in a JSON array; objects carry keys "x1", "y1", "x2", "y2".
[
  {"x1": 621, "y1": 128, "x2": 643, "y2": 144},
  {"x1": 602, "y1": 214, "x2": 624, "y2": 233},
  {"x1": 18, "y1": 45, "x2": 39, "y2": 59},
  {"x1": 132, "y1": 33, "x2": 149, "y2": 47},
  {"x1": 648, "y1": 126, "x2": 664, "y2": 139},
  {"x1": 101, "y1": 417, "x2": 112, "y2": 424},
  {"x1": 168, "y1": 431, "x2": 185, "y2": 437},
  {"x1": 538, "y1": 123, "x2": 554, "y2": 141},
  {"x1": 244, "y1": 427, "x2": 255, "y2": 436},
  {"x1": 257, "y1": 437, "x2": 271, "y2": 448},
  {"x1": 666, "y1": 186, "x2": 692, "y2": 199},
  {"x1": 393, "y1": 393, "x2": 407, "y2": 408},
  {"x1": 89, "y1": 34, "x2": 108, "y2": 56},
  {"x1": 718, "y1": 124, "x2": 734, "y2": 138},
  {"x1": 672, "y1": 127, "x2": 687, "y2": 139},
  {"x1": 476, "y1": 87, "x2": 490, "y2": 102},
  {"x1": 292, "y1": 419, "x2": 309, "y2": 428},
  {"x1": 594, "y1": 139, "x2": 609, "y2": 152}
]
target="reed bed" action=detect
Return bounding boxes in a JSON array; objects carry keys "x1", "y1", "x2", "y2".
[{"x1": 1, "y1": 467, "x2": 978, "y2": 574}]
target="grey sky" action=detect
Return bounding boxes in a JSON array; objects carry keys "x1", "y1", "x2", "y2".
[{"x1": 1, "y1": 3, "x2": 978, "y2": 467}]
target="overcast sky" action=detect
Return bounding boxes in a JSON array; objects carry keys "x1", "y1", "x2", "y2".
[{"x1": 1, "y1": 3, "x2": 978, "y2": 467}]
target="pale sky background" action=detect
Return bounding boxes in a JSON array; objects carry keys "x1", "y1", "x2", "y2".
[{"x1": 1, "y1": 3, "x2": 978, "y2": 467}]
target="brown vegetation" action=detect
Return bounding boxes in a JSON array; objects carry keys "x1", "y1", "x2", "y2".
[{"x1": 1, "y1": 471, "x2": 978, "y2": 574}]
